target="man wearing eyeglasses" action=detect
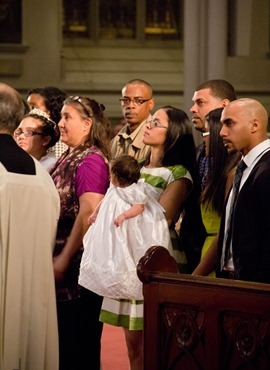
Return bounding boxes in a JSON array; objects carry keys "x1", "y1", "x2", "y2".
[
  {"x1": 111, "y1": 79, "x2": 155, "y2": 161},
  {"x1": 0, "y1": 83, "x2": 60, "y2": 369}
]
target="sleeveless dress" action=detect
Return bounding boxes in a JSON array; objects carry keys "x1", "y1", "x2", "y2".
[
  {"x1": 99, "y1": 164, "x2": 192, "y2": 330},
  {"x1": 79, "y1": 179, "x2": 170, "y2": 300},
  {"x1": 200, "y1": 202, "x2": 220, "y2": 277}
]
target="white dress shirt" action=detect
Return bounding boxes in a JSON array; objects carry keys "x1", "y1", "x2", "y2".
[{"x1": 222, "y1": 139, "x2": 270, "y2": 271}]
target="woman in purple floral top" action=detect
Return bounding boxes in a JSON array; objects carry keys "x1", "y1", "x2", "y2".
[{"x1": 50, "y1": 96, "x2": 111, "y2": 370}]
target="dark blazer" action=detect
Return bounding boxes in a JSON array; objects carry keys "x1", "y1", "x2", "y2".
[
  {"x1": 217, "y1": 149, "x2": 270, "y2": 283},
  {"x1": 0, "y1": 134, "x2": 35, "y2": 174}
]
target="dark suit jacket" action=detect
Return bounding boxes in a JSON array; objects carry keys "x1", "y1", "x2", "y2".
[{"x1": 217, "y1": 149, "x2": 270, "y2": 283}]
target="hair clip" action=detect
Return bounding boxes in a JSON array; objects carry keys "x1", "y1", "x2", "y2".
[
  {"x1": 202, "y1": 132, "x2": 210, "y2": 137},
  {"x1": 99, "y1": 103, "x2": 105, "y2": 112}
]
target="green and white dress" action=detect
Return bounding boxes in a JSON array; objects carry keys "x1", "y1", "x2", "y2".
[{"x1": 99, "y1": 164, "x2": 192, "y2": 330}]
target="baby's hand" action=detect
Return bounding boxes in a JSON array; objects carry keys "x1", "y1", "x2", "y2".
[
  {"x1": 88, "y1": 212, "x2": 97, "y2": 225},
  {"x1": 114, "y1": 214, "x2": 126, "y2": 227}
]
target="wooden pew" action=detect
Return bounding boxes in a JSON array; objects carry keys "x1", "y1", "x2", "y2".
[{"x1": 137, "y1": 246, "x2": 270, "y2": 370}]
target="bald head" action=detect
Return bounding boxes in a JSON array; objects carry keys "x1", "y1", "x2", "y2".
[
  {"x1": 0, "y1": 83, "x2": 26, "y2": 134},
  {"x1": 220, "y1": 98, "x2": 269, "y2": 155},
  {"x1": 228, "y1": 98, "x2": 268, "y2": 127},
  {"x1": 0, "y1": 82, "x2": 17, "y2": 93}
]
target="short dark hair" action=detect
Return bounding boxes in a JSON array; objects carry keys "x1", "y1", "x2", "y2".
[
  {"x1": 110, "y1": 155, "x2": 141, "y2": 187},
  {"x1": 196, "y1": 79, "x2": 237, "y2": 102},
  {"x1": 124, "y1": 79, "x2": 153, "y2": 97}
]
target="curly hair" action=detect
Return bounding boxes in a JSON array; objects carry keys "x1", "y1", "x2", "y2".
[{"x1": 27, "y1": 86, "x2": 68, "y2": 124}]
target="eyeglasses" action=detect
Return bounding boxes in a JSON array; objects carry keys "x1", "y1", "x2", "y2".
[
  {"x1": 69, "y1": 96, "x2": 93, "y2": 117},
  {"x1": 14, "y1": 128, "x2": 45, "y2": 138},
  {"x1": 119, "y1": 97, "x2": 152, "y2": 106},
  {"x1": 146, "y1": 119, "x2": 168, "y2": 129}
]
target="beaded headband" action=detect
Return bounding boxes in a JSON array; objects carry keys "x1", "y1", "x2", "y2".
[{"x1": 28, "y1": 108, "x2": 57, "y2": 126}]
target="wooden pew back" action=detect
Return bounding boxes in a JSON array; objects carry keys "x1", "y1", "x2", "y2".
[{"x1": 137, "y1": 246, "x2": 270, "y2": 370}]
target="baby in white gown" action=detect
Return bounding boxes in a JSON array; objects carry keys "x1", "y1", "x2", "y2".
[{"x1": 79, "y1": 155, "x2": 171, "y2": 300}]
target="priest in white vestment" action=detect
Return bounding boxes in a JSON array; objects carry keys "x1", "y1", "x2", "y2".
[{"x1": 0, "y1": 83, "x2": 60, "y2": 370}]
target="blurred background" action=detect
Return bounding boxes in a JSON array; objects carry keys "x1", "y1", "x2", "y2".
[{"x1": 0, "y1": 0, "x2": 269, "y2": 142}]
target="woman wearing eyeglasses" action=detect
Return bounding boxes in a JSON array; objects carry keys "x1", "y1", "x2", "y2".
[
  {"x1": 100, "y1": 105, "x2": 200, "y2": 370},
  {"x1": 50, "y1": 96, "x2": 111, "y2": 370},
  {"x1": 141, "y1": 106, "x2": 200, "y2": 264},
  {"x1": 15, "y1": 108, "x2": 60, "y2": 171}
]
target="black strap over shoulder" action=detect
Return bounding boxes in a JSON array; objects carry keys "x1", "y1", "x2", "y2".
[{"x1": 0, "y1": 134, "x2": 36, "y2": 175}]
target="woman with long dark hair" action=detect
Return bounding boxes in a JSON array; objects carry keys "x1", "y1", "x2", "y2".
[
  {"x1": 99, "y1": 105, "x2": 199, "y2": 370},
  {"x1": 196, "y1": 107, "x2": 240, "y2": 276}
]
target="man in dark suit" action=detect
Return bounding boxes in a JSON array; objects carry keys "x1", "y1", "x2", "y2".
[
  {"x1": 181, "y1": 80, "x2": 237, "y2": 273},
  {"x1": 193, "y1": 98, "x2": 270, "y2": 284},
  {"x1": 217, "y1": 98, "x2": 270, "y2": 283}
]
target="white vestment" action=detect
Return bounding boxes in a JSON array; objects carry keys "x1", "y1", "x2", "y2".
[{"x1": 0, "y1": 160, "x2": 60, "y2": 370}]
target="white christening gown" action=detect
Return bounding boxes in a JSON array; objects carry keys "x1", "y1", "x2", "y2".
[{"x1": 79, "y1": 179, "x2": 171, "y2": 299}]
